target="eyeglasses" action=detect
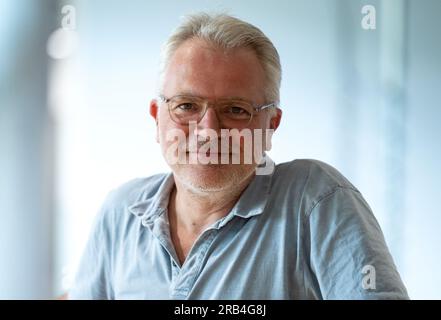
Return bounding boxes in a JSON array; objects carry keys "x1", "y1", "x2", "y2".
[{"x1": 159, "y1": 94, "x2": 276, "y2": 128}]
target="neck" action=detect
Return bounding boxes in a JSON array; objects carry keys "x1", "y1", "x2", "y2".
[{"x1": 169, "y1": 173, "x2": 254, "y2": 235}]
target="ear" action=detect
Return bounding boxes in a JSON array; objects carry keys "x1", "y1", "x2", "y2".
[
  {"x1": 269, "y1": 108, "x2": 282, "y2": 131},
  {"x1": 149, "y1": 99, "x2": 160, "y2": 143}
]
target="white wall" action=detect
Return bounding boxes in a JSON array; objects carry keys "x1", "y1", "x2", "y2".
[
  {"x1": 402, "y1": 0, "x2": 441, "y2": 299},
  {"x1": 0, "y1": 0, "x2": 56, "y2": 299}
]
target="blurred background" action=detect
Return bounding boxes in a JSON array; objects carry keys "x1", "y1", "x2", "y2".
[{"x1": 1, "y1": 0, "x2": 440, "y2": 299}]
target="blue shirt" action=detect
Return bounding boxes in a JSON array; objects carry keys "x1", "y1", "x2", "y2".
[{"x1": 69, "y1": 159, "x2": 409, "y2": 299}]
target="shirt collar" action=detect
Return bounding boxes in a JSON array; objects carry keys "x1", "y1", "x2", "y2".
[
  {"x1": 128, "y1": 156, "x2": 275, "y2": 225},
  {"x1": 128, "y1": 173, "x2": 175, "y2": 224}
]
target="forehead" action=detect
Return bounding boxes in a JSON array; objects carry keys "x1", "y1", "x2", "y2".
[{"x1": 162, "y1": 38, "x2": 266, "y2": 102}]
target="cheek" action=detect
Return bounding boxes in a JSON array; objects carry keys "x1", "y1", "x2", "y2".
[
  {"x1": 157, "y1": 109, "x2": 180, "y2": 141},
  {"x1": 249, "y1": 116, "x2": 273, "y2": 152},
  {"x1": 158, "y1": 122, "x2": 169, "y2": 144},
  {"x1": 158, "y1": 120, "x2": 190, "y2": 148},
  {"x1": 259, "y1": 113, "x2": 272, "y2": 128}
]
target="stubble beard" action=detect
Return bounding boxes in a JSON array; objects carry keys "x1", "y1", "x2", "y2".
[{"x1": 170, "y1": 162, "x2": 257, "y2": 194}]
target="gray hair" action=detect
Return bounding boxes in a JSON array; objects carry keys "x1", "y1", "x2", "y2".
[{"x1": 158, "y1": 12, "x2": 282, "y2": 106}]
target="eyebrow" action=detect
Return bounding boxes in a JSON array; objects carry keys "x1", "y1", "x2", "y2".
[{"x1": 174, "y1": 91, "x2": 250, "y2": 102}]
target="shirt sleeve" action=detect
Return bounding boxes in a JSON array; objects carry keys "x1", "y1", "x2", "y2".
[
  {"x1": 68, "y1": 203, "x2": 114, "y2": 300},
  {"x1": 307, "y1": 186, "x2": 409, "y2": 299}
]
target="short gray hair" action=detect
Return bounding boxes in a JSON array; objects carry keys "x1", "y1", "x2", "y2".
[{"x1": 158, "y1": 12, "x2": 282, "y2": 106}]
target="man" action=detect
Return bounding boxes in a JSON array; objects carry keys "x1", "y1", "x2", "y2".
[{"x1": 69, "y1": 12, "x2": 408, "y2": 299}]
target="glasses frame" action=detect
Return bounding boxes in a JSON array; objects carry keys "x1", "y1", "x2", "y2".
[{"x1": 158, "y1": 94, "x2": 276, "y2": 127}]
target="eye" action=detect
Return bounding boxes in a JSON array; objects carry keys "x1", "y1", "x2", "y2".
[
  {"x1": 230, "y1": 106, "x2": 247, "y2": 114},
  {"x1": 173, "y1": 102, "x2": 199, "y2": 112},
  {"x1": 172, "y1": 101, "x2": 200, "y2": 114},
  {"x1": 225, "y1": 105, "x2": 251, "y2": 116}
]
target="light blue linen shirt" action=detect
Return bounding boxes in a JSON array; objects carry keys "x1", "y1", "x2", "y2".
[{"x1": 69, "y1": 159, "x2": 408, "y2": 299}]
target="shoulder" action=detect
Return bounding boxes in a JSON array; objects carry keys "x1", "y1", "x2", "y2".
[
  {"x1": 271, "y1": 159, "x2": 360, "y2": 216},
  {"x1": 274, "y1": 159, "x2": 354, "y2": 186},
  {"x1": 103, "y1": 173, "x2": 168, "y2": 210},
  {"x1": 94, "y1": 173, "x2": 170, "y2": 231},
  {"x1": 273, "y1": 159, "x2": 357, "y2": 191}
]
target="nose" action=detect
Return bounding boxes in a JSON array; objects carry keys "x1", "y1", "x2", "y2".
[{"x1": 197, "y1": 106, "x2": 221, "y2": 131}]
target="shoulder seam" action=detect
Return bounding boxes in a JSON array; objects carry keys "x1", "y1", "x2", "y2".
[{"x1": 305, "y1": 185, "x2": 360, "y2": 219}]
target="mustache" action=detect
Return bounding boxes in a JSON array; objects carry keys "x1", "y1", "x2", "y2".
[{"x1": 184, "y1": 137, "x2": 241, "y2": 153}]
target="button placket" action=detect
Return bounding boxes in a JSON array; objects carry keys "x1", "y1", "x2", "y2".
[{"x1": 170, "y1": 229, "x2": 217, "y2": 298}]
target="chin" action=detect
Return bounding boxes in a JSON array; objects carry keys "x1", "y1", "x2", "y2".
[{"x1": 172, "y1": 163, "x2": 256, "y2": 193}]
